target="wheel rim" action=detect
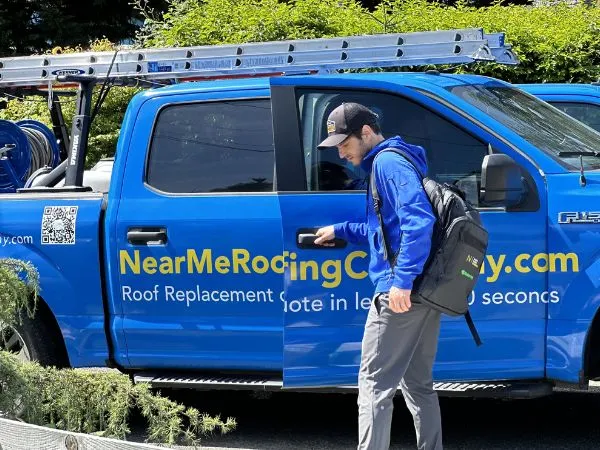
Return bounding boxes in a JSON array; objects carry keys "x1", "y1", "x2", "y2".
[{"x1": 0, "y1": 322, "x2": 31, "y2": 362}]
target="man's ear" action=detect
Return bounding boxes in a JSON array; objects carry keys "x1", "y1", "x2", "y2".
[{"x1": 361, "y1": 124, "x2": 373, "y2": 138}]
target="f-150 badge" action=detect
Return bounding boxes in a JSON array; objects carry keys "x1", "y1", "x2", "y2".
[{"x1": 558, "y1": 212, "x2": 600, "y2": 224}]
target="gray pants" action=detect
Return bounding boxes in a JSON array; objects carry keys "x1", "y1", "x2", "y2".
[{"x1": 357, "y1": 293, "x2": 442, "y2": 450}]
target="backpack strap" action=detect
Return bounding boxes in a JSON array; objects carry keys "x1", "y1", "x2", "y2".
[
  {"x1": 465, "y1": 310, "x2": 483, "y2": 346},
  {"x1": 369, "y1": 170, "x2": 393, "y2": 264},
  {"x1": 369, "y1": 147, "x2": 424, "y2": 265},
  {"x1": 379, "y1": 147, "x2": 425, "y2": 179}
]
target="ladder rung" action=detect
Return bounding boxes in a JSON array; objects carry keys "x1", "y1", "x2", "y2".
[{"x1": 0, "y1": 28, "x2": 518, "y2": 89}]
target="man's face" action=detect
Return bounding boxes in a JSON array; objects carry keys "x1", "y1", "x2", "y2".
[{"x1": 336, "y1": 134, "x2": 369, "y2": 166}]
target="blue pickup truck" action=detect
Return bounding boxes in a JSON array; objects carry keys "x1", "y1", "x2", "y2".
[{"x1": 1, "y1": 32, "x2": 599, "y2": 399}]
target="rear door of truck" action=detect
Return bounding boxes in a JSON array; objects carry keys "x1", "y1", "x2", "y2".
[
  {"x1": 105, "y1": 87, "x2": 285, "y2": 371},
  {"x1": 271, "y1": 76, "x2": 549, "y2": 389}
]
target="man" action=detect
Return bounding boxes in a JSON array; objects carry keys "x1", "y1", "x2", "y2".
[{"x1": 313, "y1": 102, "x2": 442, "y2": 450}]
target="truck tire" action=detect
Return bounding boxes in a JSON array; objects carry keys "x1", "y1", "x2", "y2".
[{"x1": 1, "y1": 311, "x2": 69, "y2": 369}]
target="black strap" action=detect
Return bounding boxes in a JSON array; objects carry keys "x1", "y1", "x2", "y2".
[
  {"x1": 382, "y1": 147, "x2": 425, "y2": 179},
  {"x1": 369, "y1": 148, "x2": 422, "y2": 265},
  {"x1": 369, "y1": 171, "x2": 393, "y2": 263},
  {"x1": 465, "y1": 310, "x2": 482, "y2": 346}
]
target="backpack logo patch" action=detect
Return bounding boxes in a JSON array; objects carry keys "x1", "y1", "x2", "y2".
[
  {"x1": 461, "y1": 269, "x2": 474, "y2": 280},
  {"x1": 466, "y1": 254, "x2": 480, "y2": 268}
]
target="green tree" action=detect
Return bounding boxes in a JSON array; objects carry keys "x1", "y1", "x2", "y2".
[
  {"x1": 0, "y1": 0, "x2": 45, "y2": 56},
  {"x1": 0, "y1": 0, "x2": 169, "y2": 57},
  {"x1": 4, "y1": 0, "x2": 600, "y2": 170},
  {"x1": 134, "y1": 0, "x2": 600, "y2": 83},
  {"x1": 372, "y1": 0, "x2": 600, "y2": 83},
  {"x1": 134, "y1": 0, "x2": 367, "y2": 48}
]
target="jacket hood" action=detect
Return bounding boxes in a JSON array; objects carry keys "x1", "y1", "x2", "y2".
[{"x1": 360, "y1": 136, "x2": 429, "y2": 176}]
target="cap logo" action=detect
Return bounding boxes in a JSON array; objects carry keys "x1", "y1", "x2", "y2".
[{"x1": 327, "y1": 120, "x2": 336, "y2": 134}]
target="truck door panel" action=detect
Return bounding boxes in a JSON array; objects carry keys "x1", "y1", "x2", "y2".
[
  {"x1": 106, "y1": 91, "x2": 284, "y2": 370},
  {"x1": 271, "y1": 78, "x2": 548, "y2": 388}
]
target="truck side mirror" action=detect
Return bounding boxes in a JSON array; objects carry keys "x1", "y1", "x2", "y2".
[{"x1": 480, "y1": 153, "x2": 525, "y2": 207}]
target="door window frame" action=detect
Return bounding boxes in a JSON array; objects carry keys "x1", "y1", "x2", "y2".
[
  {"x1": 142, "y1": 96, "x2": 277, "y2": 197},
  {"x1": 272, "y1": 85, "x2": 541, "y2": 213}
]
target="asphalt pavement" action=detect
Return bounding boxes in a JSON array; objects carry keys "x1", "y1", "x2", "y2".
[{"x1": 126, "y1": 382, "x2": 600, "y2": 449}]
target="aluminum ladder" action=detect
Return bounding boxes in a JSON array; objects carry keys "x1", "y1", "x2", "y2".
[{"x1": 0, "y1": 28, "x2": 518, "y2": 89}]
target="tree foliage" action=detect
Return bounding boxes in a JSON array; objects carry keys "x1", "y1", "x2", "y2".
[
  {"x1": 135, "y1": 0, "x2": 600, "y2": 84},
  {"x1": 0, "y1": 259, "x2": 39, "y2": 330},
  {"x1": 134, "y1": 0, "x2": 367, "y2": 47},
  {"x1": 3, "y1": 0, "x2": 600, "y2": 168},
  {"x1": 373, "y1": 0, "x2": 600, "y2": 83},
  {"x1": 0, "y1": 0, "x2": 169, "y2": 57}
]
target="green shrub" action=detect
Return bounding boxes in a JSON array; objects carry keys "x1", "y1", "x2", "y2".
[
  {"x1": 0, "y1": 259, "x2": 235, "y2": 445},
  {"x1": 134, "y1": 0, "x2": 600, "y2": 84},
  {"x1": 0, "y1": 352, "x2": 236, "y2": 445},
  {"x1": 0, "y1": 258, "x2": 39, "y2": 329},
  {"x1": 373, "y1": 0, "x2": 600, "y2": 83},
  {"x1": 133, "y1": 0, "x2": 366, "y2": 47}
]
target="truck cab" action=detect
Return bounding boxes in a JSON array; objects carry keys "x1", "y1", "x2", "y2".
[{"x1": 1, "y1": 30, "x2": 599, "y2": 398}]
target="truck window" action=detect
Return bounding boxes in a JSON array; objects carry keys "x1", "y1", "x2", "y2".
[
  {"x1": 146, "y1": 99, "x2": 274, "y2": 194},
  {"x1": 297, "y1": 90, "x2": 489, "y2": 206},
  {"x1": 548, "y1": 102, "x2": 600, "y2": 133},
  {"x1": 448, "y1": 84, "x2": 600, "y2": 170}
]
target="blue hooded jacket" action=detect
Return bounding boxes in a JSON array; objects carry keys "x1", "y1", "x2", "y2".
[{"x1": 333, "y1": 136, "x2": 436, "y2": 293}]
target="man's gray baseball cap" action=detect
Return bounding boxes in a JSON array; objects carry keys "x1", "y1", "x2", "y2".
[{"x1": 317, "y1": 102, "x2": 379, "y2": 148}]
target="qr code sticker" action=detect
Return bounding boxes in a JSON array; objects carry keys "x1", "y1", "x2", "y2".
[{"x1": 41, "y1": 206, "x2": 78, "y2": 245}]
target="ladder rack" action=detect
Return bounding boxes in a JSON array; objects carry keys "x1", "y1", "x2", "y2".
[
  {"x1": 0, "y1": 28, "x2": 518, "y2": 192},
  {"x1": 0, "y1": 28, "x2": 518, "y2": 89}
]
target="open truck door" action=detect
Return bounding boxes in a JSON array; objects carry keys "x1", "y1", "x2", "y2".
[
  {"x1": 271, "y1": 74, "x2": 548, "y2": 390},
  {"x1": 270, "y1": 78, "x2": 374, "y2": 388}
]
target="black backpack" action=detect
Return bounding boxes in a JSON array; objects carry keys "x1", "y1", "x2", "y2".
[{"x1": 370, "y1": 148, "x2": 488, "y2": 346}]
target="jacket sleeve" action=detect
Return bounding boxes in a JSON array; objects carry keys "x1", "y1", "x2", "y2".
[
  {"x1": 333, "y1": 221, "x2": 368, "y2": 245},
  {"x1": 385, "y1": 163, "x2": 436, "y2": 290}
]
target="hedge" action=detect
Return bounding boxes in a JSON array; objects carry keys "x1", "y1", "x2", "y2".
[
  {"x1": 0, "y1": 258, "x2": 235, "y2": 445},
  {"x1": 136, "y1": 0, "x2": 600, "y2": 83},
  {"x1": 0, "y1": 352, "x2": 236, "y2": 445},
  {"x1": 2, "y1": 0, "x2": 600, "y2": 167},
  {"x1": 0, "y1": 259, "x2": 39, "y2": 331}
]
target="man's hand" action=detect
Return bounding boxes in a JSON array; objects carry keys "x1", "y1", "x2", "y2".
[
  {"x1": 314, "y1": 225, "x2": 335, "y2": 246},
  {"x1": 389, "y1": 286, "x2": 411, "y2": 313}
]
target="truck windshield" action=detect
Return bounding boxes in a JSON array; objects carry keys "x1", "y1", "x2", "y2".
[{"x1": 448, "y1": 84, "x2": 600, "y2": 170}]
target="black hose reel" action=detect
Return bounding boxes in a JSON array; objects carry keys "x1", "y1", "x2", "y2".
[{"x1": 0, "y1": 119, "x2": 61, "y2": 192}]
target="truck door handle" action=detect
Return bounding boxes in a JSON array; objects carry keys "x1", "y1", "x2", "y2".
[
  {"x1": 296, "y1": 228, "x2": 347, "y2": 249},
  {"x1": 127, "y1": 227, "x2": 167, "y2": 245}
]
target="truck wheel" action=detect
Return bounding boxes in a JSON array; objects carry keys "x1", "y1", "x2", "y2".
[{"x1": 1, "y1": 313, "x2": 68, "y2": 368}]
